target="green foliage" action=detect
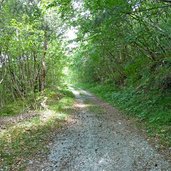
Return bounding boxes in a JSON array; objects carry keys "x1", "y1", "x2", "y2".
[
  {"x1": 71, "y1": 0, "x2": 171, "y2": 90},
  {"x1": 0, "y1": 0, "x2": 69, "y2": 111},
  {"x1": 0, "y1": 101, "x2": 27, "y2": 116}
]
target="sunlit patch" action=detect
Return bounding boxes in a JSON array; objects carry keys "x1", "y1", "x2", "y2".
[
  {"x1": 74, "y1": 103, "x2": 92, "y2": 108},
  {"x1": 65, "y1": 27, "x2": 78, "y2": 40},
  {"x1": 0, "y1": 109, "x2": 69, "y2": 142},
  {"x1": 40, "y1": 109, "x2": 55, "y2": 122},
  {"x1": 55, "y1": 113, "x2": 68, "y2": 120},
  {"x1": 79, "y1": 90, "x2": 93, "y2": 96},
  {"x1": 67, "y1": 117, "x2": 81, "y2": 125},
  {"x1": 40, "y1": 109, "x2": 68, "y2": 122},
  {"x1": 69, "y1": 88, "x2": 80, "y2": 96}
]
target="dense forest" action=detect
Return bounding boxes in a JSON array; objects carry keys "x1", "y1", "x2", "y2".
[
  {"x1": 70, "y1": 0, "x2": 171, "y2": 148},
  {"x1": 1, "y1": 0, "x2": 171, "y2": 112},
  {"x1": 71, "y1": 0, "x2": 171, "y2": 133},
  {"x1": 0, "y1": 0, "x2": 69, "y2": 114},
  {"x1": 72, "y1": 0, "x2": 171, "y2": 88},
  {"x1": 0, "y1": 0, "x2": 171, "y2": 169}
]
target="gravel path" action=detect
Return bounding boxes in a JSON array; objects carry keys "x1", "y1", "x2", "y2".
[{"x1": 27, "y1": 88, "x2": 171, "y2": 171}]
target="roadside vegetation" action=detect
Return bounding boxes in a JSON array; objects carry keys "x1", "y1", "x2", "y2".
[
  {"x1": 0, "y1": 86, "x2": 74, "y2": 170},
  {"x1": 0, "y1": 0, "x2": 68, "y2": 114},
  {"x1": 0, "y1": 1, "x2": 74, "y2": 170}
]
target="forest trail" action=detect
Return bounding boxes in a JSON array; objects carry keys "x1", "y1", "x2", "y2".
[{"x1": 27, "y1": 88, "x2": 171, "y2": 171}]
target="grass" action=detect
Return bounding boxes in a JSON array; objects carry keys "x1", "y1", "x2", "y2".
[
  {"x1": 0, "y1": 100, "x2": 28, "y2": 117},
  {"x1": 76, "y1": 83, "x2": 171, "y2": 147},
  {"x1": 0, "y1": 86, "x2": 75, "y2": 117},
  {"x1": 0, "y1": 87, "x2": 75, "y2": 171}
]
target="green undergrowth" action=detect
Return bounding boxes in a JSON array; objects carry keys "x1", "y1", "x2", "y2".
[
  {"x1": 76, "y1": 83, "x2": 171, "y2": 147},
  {"x1": 0, "y1": 86, "x2": 74, "y2": 170},
  {"x1": 0, "y1": 86, "x2": 75, "y2": 117},
  {"x1": 0, "y1": 100, "x2": 29, "y2": 117}
]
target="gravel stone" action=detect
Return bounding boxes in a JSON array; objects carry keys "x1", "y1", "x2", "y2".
[{"x1": 27, "y1": 89, "x2": 171, "y2": 171}]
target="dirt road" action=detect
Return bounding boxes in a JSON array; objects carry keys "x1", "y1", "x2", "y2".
[{"x1": 27, "y1": 88, "x2": 171, "y2": 171}]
